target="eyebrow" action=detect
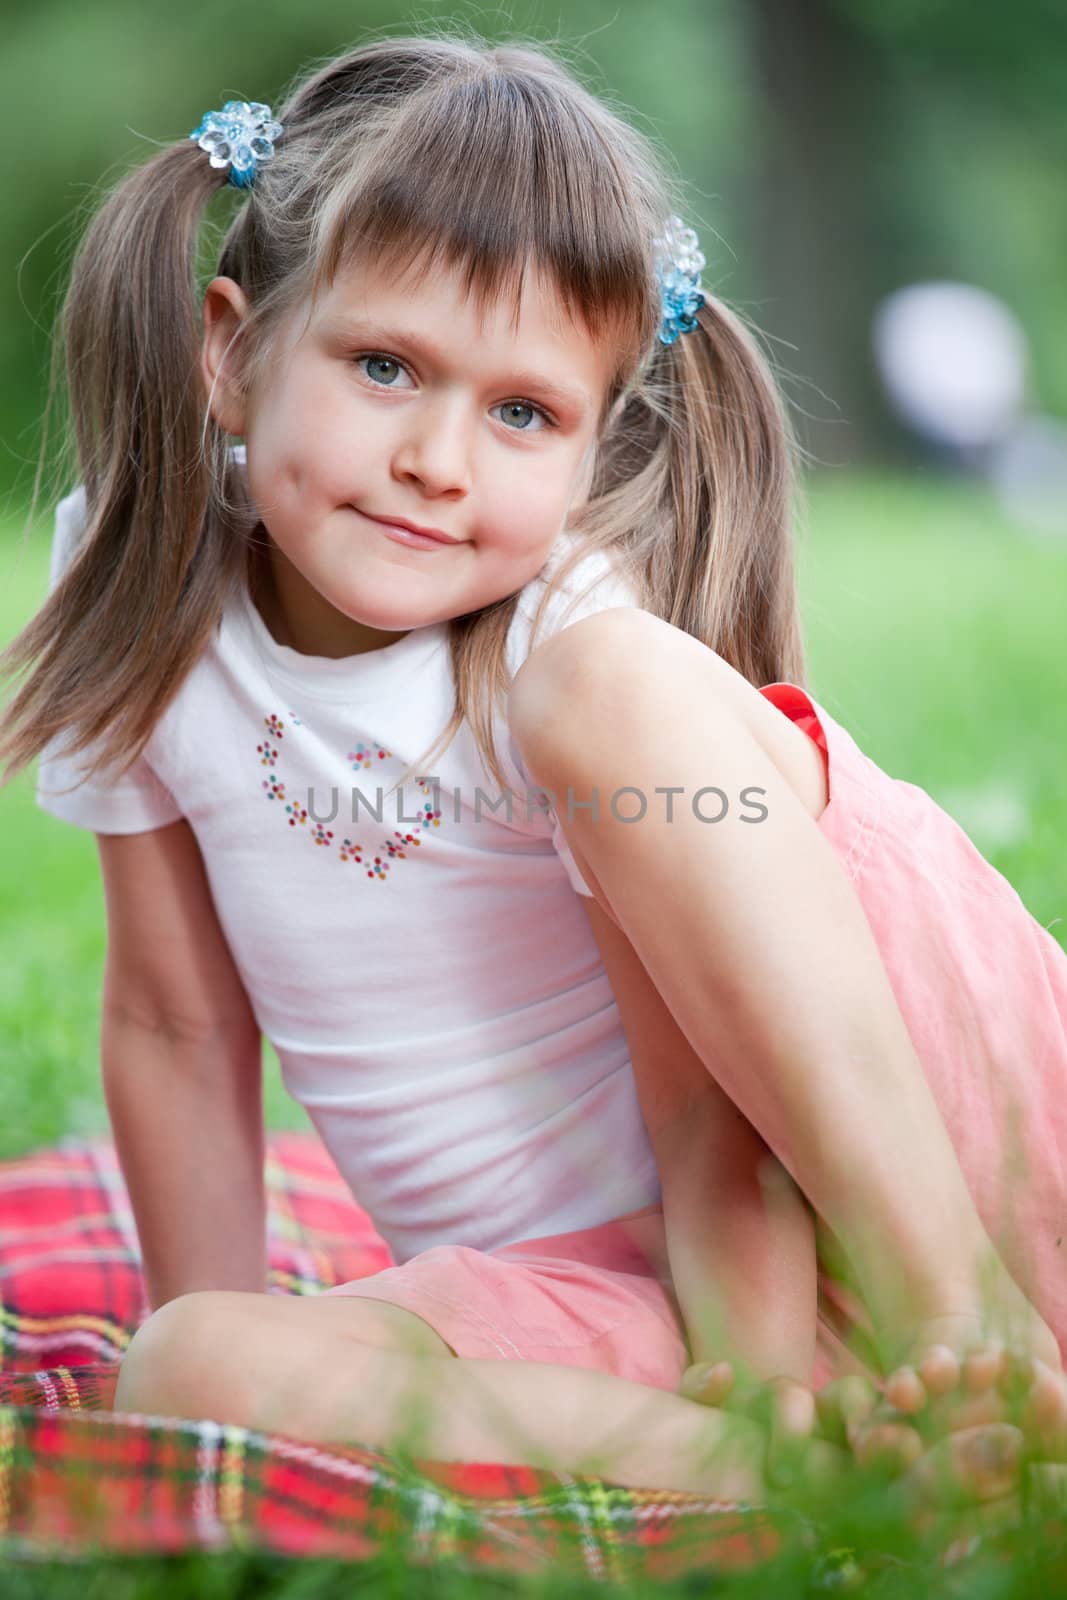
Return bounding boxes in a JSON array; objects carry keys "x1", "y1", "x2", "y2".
[{"x1": 321, "y1": 316, "x2": 594, "y2": 416}]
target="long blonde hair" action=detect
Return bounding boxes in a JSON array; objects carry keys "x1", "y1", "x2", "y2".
[{"x1": 0, "y1": 32, "x2": 805, "y2": 798}]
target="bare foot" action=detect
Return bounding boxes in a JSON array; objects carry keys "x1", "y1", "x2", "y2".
[
  {"x1": 681, "y1": 1278, "x2": 1067, "y2": 1513},
  {"x1": 819, "y1": 1304, "x2": 1067, "y2": 1505},
  {"x1": 877, "y1": 1315, "x2": 1057, "y2": 1427}
]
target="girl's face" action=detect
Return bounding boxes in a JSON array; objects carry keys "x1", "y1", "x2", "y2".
[{"x1": 201, "y1": 256, "x2": 619, "y2": 657}]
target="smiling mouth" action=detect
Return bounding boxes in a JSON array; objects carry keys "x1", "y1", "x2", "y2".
[{"x1": 353, "y1": 508, "x2": 461, "y2": 547}]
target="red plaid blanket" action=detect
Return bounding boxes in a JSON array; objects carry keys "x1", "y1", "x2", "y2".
[
  {"x1": 0, "y1": 1132, "x2": 786, "y2": 1577},
  {"x1": 4, "y1": 1132, "x2": 1049, "y2": 1580}
]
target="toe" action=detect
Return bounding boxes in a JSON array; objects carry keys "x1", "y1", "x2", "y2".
[
  {"x1": 961, "y1": 1340, "x2": 1007, "y2": 1393},
  {"x1": 931, "y1": 1387, "x2": 1010, "y2": 1432},
  {"x1": 922, "y1": 1368, "x2": 1012, "y2": 1436},
  {"x1": 901, "y1": 1422, "x2": 1024, "y2": 1509},
  {"x1": 915, "y1": 1343, "x2": 961, "y2": 1398},
  {"x1": 852, "y1": 1416, "x2": 925, "y2": 1474},
  {"x1": 1021, "y1": 1358, "x2": 1067, "y2": 1455},
  {"x1": 884, "y1": 1365, "x2": 926, "y2": 1415}
]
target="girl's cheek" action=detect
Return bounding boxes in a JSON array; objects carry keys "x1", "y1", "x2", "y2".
[{"x1": 486, "y1": 475, "x2": 566, "y2": 540}]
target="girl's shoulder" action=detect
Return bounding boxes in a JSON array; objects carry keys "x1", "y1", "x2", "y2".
[
  {"x1": 48, "y1": 484, "x2": 89, "y2": 583},
  {"x1": 506, "y1": 533, "x2": 641, "y2": 678}
]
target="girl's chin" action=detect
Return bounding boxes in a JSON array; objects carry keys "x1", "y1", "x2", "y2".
[{"x1": 333, "y1": 607, "x2": 443, "y2": 642}]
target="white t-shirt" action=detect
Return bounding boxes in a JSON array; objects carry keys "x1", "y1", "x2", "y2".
[{"x1": 36, "y1": 479, "x2": 662, "y2": 1262}]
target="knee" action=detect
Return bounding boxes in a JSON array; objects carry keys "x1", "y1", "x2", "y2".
[
  {"x1": 508, "y1": 608, "x2": 669, "y2": 758},
  {"x1": 115, "y1": 1291, "x2": 237, "y2": 1419}
]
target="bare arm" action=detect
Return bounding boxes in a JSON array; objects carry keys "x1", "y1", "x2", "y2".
[
  {"x1": 97, "y1": 819, "x2": 268, "y2": 1310},
  {"x1": 102, "y1": 1016, "x2": 268, "y2": 1310},
  {"x1": 582, "y1": 894, "x2": 818, "y2": 1387},
  {"x1": 654, "y1": 1085, "x2": 817, "y2": 1385}
]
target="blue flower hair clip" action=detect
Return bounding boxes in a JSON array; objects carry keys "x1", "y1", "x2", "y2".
[
  {"x1": 189, "y1": 99, "x2": 284, "y2": 189},
  {"x1": 653, "y1": 216, "x2": 706, "y2": 345}
]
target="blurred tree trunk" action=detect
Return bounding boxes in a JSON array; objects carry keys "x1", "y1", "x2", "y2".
[{"x1": 741, "y1": 0, "x2": 903, "y2": 466}]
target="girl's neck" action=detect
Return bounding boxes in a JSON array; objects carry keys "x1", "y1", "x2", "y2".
[
  {"x1": 244, "y1": 532, "x2": 411, "y2": 659},
  {"x1": 246, "y1": 539, "x2": 292, "y2": 650}
]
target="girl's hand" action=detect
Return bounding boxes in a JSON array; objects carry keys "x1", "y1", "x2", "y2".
[{"x1": 679, "y1": 1360, "x2": 844, "y2": 1493}]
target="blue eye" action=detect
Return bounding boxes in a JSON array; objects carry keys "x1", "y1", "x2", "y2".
[
  {"x1": 359, "y1": 355, "x2": 407, "y2": 386},
  {"x1": 493, "y1": 401, "x2": 548, "y2": 432},
  {"x1": 355, "y1": 354, "x2": 552, "y2": 430}
]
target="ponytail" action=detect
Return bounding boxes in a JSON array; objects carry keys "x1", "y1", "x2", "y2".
[
  {"x1": 0, "y1": 139, "x2": 249, "y2": 791},
  {"x1": 559, "y1": 287, "x2": 808, "y2": 695},
  {"x1": 660, "y1": 293, "x2": 807, "y2": 687}
]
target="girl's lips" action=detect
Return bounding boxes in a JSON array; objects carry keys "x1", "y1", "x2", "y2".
[{"x1": 356, "y1": 510, "x2": 459, "y2": 549}]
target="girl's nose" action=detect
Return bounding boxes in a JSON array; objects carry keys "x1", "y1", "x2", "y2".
[{"x1": 390, "y1": 400, "x2": 472, "y2": 498}]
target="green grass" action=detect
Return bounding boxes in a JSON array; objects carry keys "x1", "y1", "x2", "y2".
[
  {"x1": 1, "y1": 468, "x2": 1066, "y2": 1593},
  {"x1": 2, "y1": 1521, "x2": 1065, "y2": 1600},
  {"x1": 798, "y1": 470, "x2": 1067, "y2": 945},
  {"x1": 0, "y1": 507, "x2": 309, "y2": 1157}
]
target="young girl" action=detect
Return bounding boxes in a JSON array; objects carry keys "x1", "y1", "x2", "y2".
[{"x1": 5, "y1": 33, "x2": 1067, "y2": 1509}]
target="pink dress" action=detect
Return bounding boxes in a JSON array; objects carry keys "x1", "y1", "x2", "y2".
[{"x1": 323, "y1": 682, "x2": 1067, "y2": 1391}]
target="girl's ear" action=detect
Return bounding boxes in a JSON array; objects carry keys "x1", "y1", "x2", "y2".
[{"x1": 200, "y1": 276, "x2": 252, "y2": 436}]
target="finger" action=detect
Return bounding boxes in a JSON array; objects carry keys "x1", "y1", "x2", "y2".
[
  {"x1": 679, "y1": 1360, "x2": 735, "y2": 1407},
  {"x1": 814, "y1": 1375, "x2": 880, "y2": 1447},
  {"x1": 765, "y1": 1381, "x2": 817, "y2": 1490},
  {"x1": 774, "y1": 1379, "x2": 817, "y2": 1441}
]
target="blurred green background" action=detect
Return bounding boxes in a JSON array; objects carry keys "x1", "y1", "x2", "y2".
[
  {"x1": 5, "y1": 0, "x2": 1067, "y2": 486},
  {"x1": 1, "y1": 0, "x2": 1066, "y2": 1158}
]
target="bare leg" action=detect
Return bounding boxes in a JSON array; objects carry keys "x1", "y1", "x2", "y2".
[
  {"x1": 508, "y1": 613, "x2": 1059, "y2": 1397},
  {"x1": 111, "y1": 1287, "x2": 1032, "y2": 1513},
  {"x1": 110, "y1": 1288, "x2": 799, "y2": 1499}
]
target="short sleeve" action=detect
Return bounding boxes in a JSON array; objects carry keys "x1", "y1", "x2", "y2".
[
  {"x1": 34, "y1": 488, "x2": 184, "y2": 835},
  {"x1": 505, "y1": 537, "x2": 642, "y2": 899},
  {"x1": 548, "y1": 796, "x2": 597, "y2": 900}
]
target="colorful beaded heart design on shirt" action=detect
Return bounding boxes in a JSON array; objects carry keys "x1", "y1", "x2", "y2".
[{"x1": 257, "y1": 711, "x2": 442, "y2": 881}]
